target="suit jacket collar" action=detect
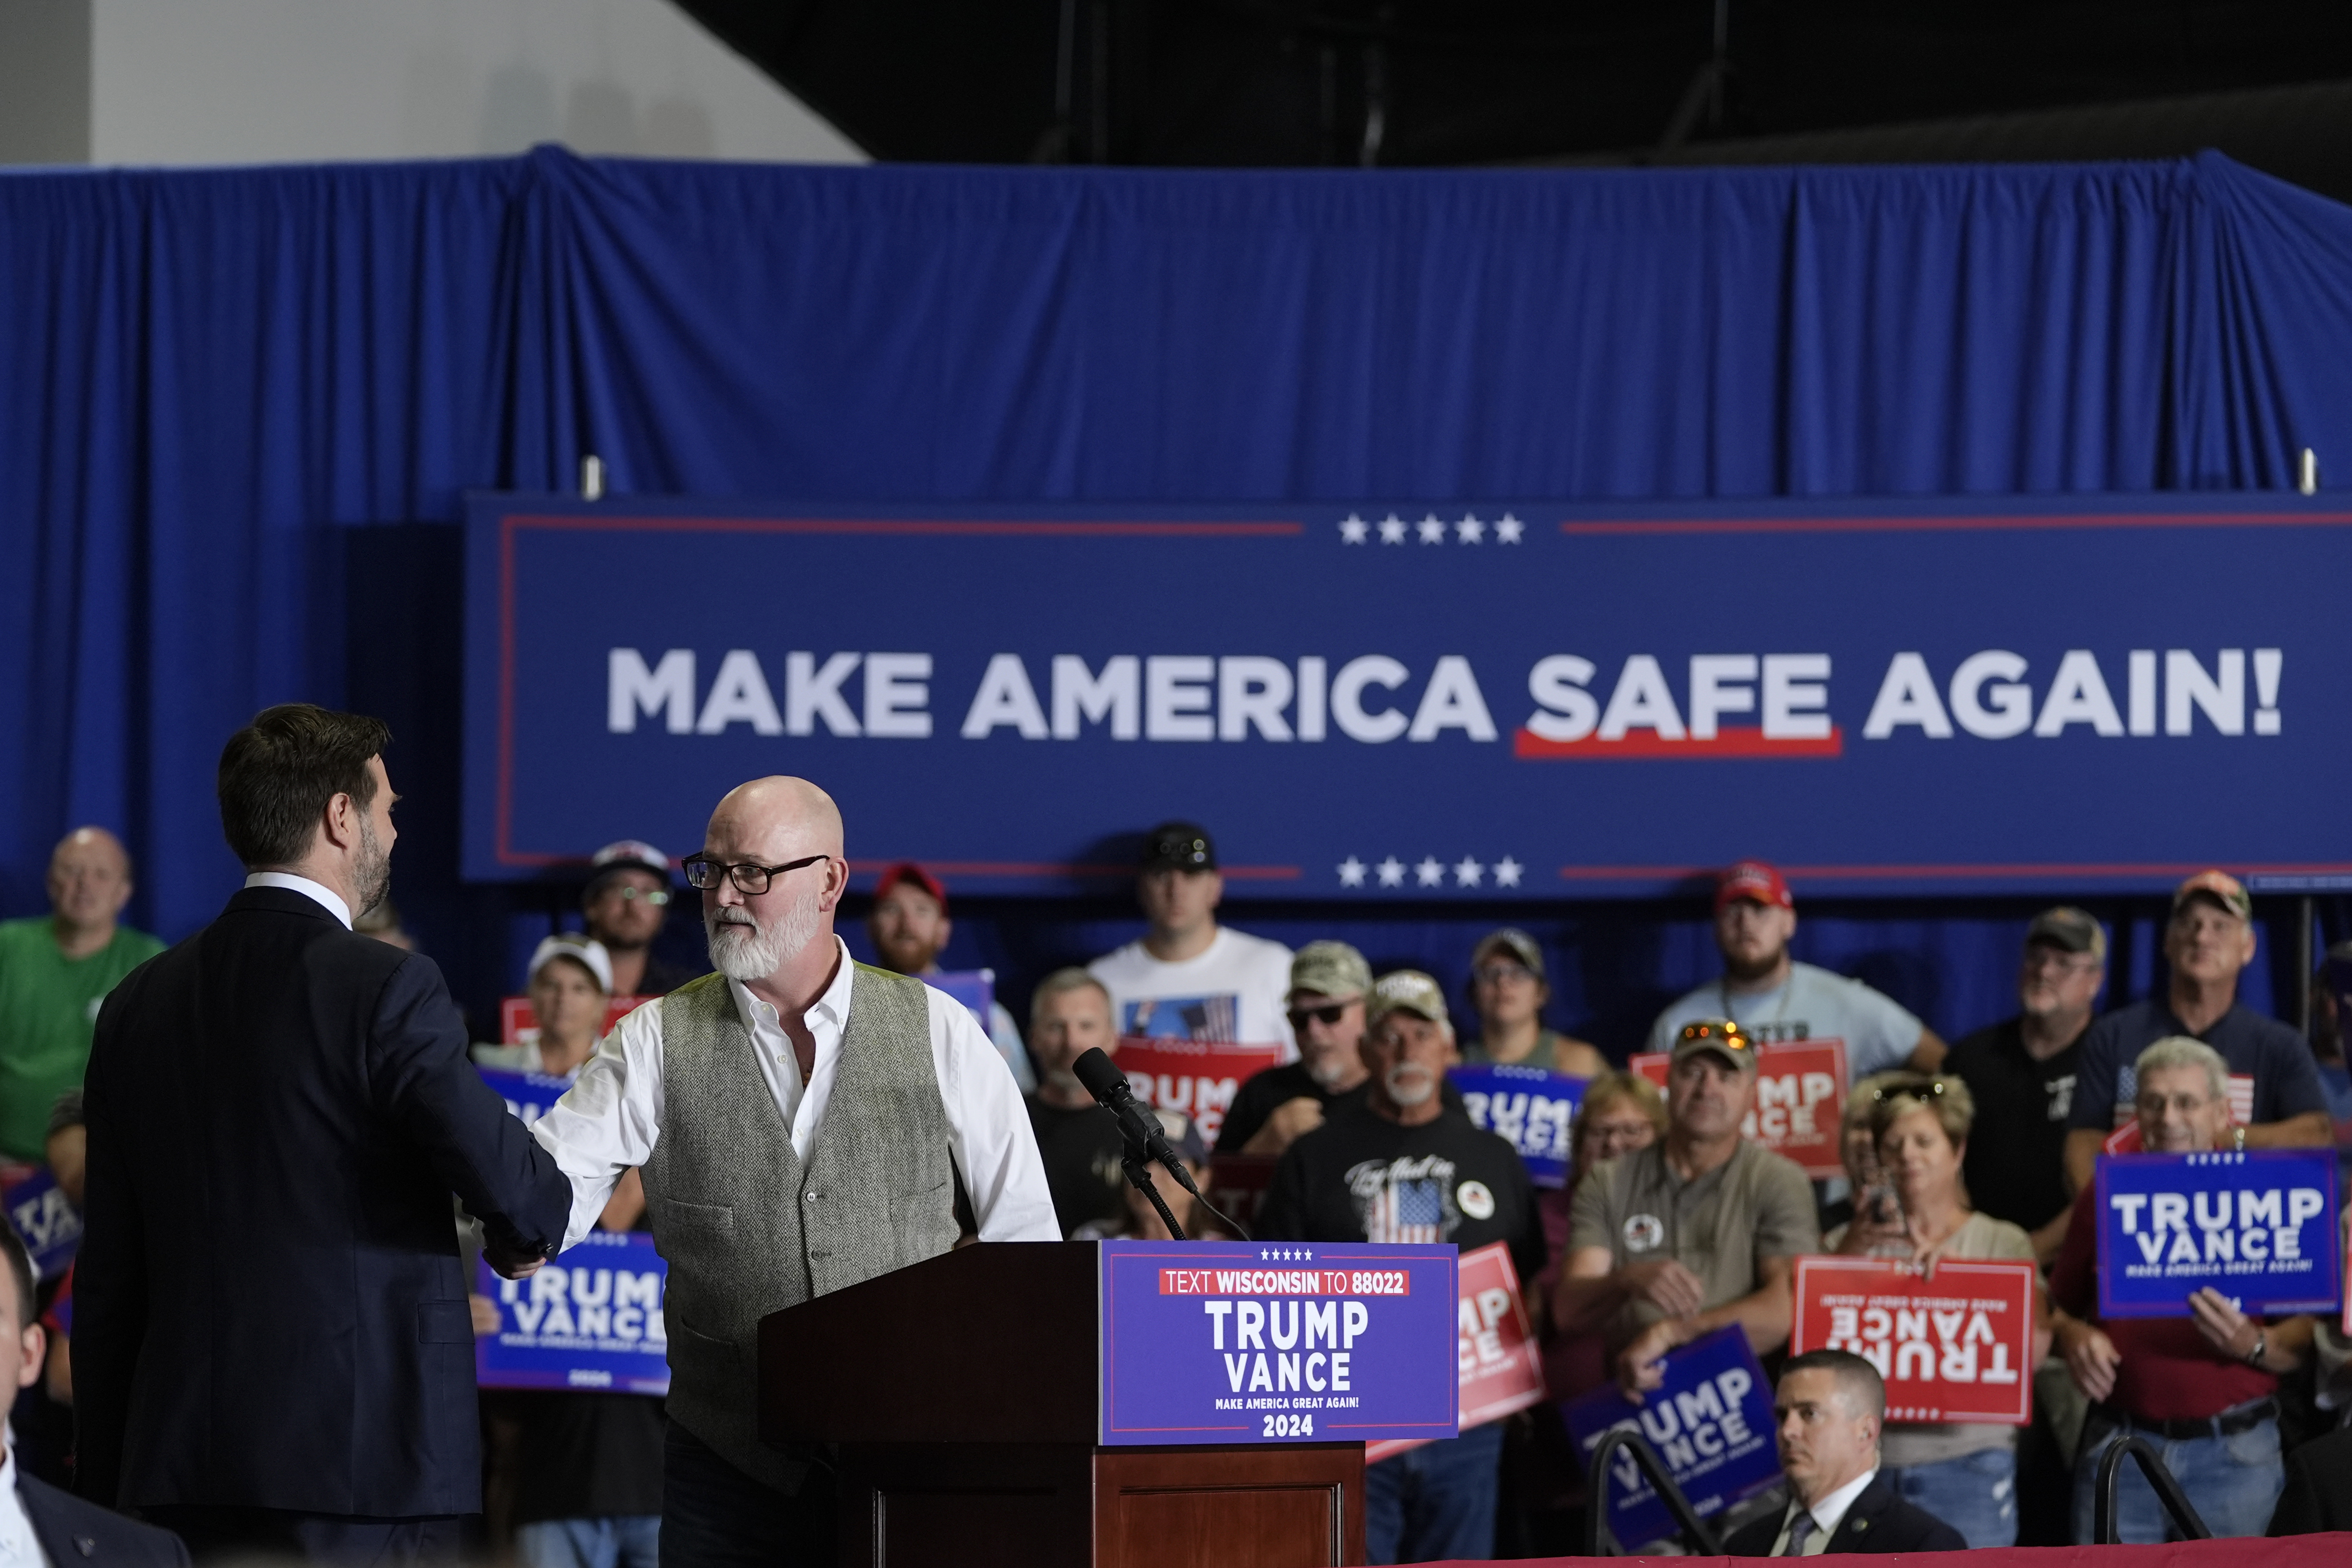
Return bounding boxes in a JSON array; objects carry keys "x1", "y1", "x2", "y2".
[
  {"x1": 18, "y1": 1469, "x2": 94, "y2": 1564},
  {"x1": 1825, "y1": 1469, "x2": 1899, "y2": 1549},
  {"x1": 226, "y1": 885, "x2": 346, "y2": 924}
]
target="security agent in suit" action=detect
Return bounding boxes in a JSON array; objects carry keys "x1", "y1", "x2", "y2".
[
  {"x1": 1, "y1": 1230, "x2": 188, "y2": 1565},
  {"x1": 75, "y1": 705, "x2": 570, "y2": 1564},
  {"x1": 1725, "y1": 1350, "x2": 1965, "y2": 1555}
]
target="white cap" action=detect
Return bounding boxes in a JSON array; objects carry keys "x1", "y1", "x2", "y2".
[{"x1": 529, "y1": 932, "x2": 613, "y2": 994}]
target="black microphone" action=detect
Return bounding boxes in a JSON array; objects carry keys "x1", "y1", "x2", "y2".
[{"x1": 1072, "y1": 1047, "x2": 1194, "y2": 1188}]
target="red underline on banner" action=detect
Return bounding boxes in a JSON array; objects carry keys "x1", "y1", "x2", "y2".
[
  {"x1": 1560, "y1": 510, "x2": 2352, "y2": 536},
  {"x1": 502, "y1": 514, "x2": 1303, "y2": 536},
  {"x1": 845, "y1": 860, "x2": 1301, "y2": 880},
  {"x1": 1515, "y1": 726, "x2": 1842, "y2": 759},
  {"x1": 1556, "y1": 860, "x2": 2352, "y2": 882}
]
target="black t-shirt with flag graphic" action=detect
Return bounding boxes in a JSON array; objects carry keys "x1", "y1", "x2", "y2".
[{"x1": 1255, "y1": 1100, "x2": 1545, "y2": 1282}]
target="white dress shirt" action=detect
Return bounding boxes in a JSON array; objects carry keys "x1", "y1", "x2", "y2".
[
  {"x1": 0, "y1": 1447, "x2": 54, "y2": 1568},
  {"x1": 1771, "y1": 1467, "x2": 1878, "y2": 1556},
  {"x1": 243, "y1": 871, "x2": 353, "y2": 928},
  {"x1": 533, "y1": 937, "x2": 1059, "y2": 1251}
]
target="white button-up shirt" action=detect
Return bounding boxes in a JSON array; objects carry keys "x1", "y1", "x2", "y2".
[
  {"x1": 0, "y1": 1447, "x2": 53, "y2": 1568},
  {"x1": 1771, "y1": 1467, "x2": 1877, "y2": 1556},
  {"x1": 533, "y1": 937, "x2": 1058, "y2": 1250},
  {"x1": 243, "y1": 871, "x2": 353, "y2": 928}
]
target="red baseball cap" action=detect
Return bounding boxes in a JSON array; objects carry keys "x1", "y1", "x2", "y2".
[
  {"x1": 873, "y1": 861, "x2": 949, "y2": 913},
  {"x1": 1715, "y1": 859, "x2": 1793, "y2": 914}
]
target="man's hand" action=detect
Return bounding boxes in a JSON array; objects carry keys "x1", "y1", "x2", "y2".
[
  {"x1": 486, "y1": 1239, "x2": 549, "y2": 1281},
  {"x1": 1241, "y1": 1098, "x2": 1326, "y2": 1156},
  {"x1": 2057, "y1": 1316, "x2": 2122, "y2": 1402},
  {"x1": 1615, "y1": 1319, "x2": 1682, "y2": 1402},
  {"x1": 2188, "y1": 1288, "x2": 2258, "y2": 1362},
  {"x1": 1616, "y1": 1259, "x2": 1707, "y2": 1319},
  {"x1": 470, "y1": 1293, "x2": 501, "y2": 1336}
]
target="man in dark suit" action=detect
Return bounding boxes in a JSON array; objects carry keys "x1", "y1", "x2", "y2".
[
  {"x1": 75, "y1": 704, "x2": 571, "y2": 1563},
  {"x1": 1725, "y1": 1350, "x2": 1966, "y2": 1555},
  {"x1": 2, "y1": 1230, "x2": 188, "y2": 1565}
]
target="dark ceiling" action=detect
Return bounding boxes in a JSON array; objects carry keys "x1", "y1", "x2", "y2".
[{"x1": 676, "y1": 1, "x2": 2352, "y2": 198}]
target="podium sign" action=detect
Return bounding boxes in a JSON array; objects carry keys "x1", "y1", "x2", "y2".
[
  {"x1": 1099, "y1": 1239, "x2": 1457, "y2": 1446},
  {"x1": 1366, "y1": 1241, "x2": 1547, "y2": 1462},
  {"x1": 1564, "y1": 1326, "x2": 1779, "y2": 1549},
  {"x1": 1448, "y1": 1065, "x2": 1586, "y2": 1187},
  {"x1": 476, "y1": 1230, "x2": 670, "y2": 1394},
  {"x1": 1791, "y1": 1257, "x2": 2034, "y2": 1423},
  {"x1": 1630, "y1": 1041, "x2": 1847, "y2": 1178},
  {"x1": 2095, "y1": 1148, "x2": 2341, "y2": 1318}
]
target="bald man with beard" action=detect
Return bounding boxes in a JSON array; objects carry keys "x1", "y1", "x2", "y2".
[{"x1": 532, "y1": 777, "x2": 1058, "y2": 1565}]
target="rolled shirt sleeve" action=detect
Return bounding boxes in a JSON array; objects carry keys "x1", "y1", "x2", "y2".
[
  {"x1": 928, "y1": 987, "x2": 1060, "y2": 1241},
  {"x1": 534, "y1": 1000, "x2": 667, "y2": 1253}
]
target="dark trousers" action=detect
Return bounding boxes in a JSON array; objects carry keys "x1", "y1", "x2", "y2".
[
  {"x1": 139, "y1": 1505, "x2": 466, "y2": 1565},
  {"x1": 661, "y1": 1421, "x2": 838, "y2": 1567}
]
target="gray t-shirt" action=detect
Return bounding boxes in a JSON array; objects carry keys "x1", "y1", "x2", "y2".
[
  {"x1": 1568, "y1": 1138, "x2": 1820, "y2": 1352},
  {"x1": 1646, "y1": 960, "x2": 1924, "y2": 1077}
]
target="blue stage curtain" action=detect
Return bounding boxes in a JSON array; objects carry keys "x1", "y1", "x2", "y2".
[{"x1": 4, "y1": 147, "x2": 2346, "y2": 1040}]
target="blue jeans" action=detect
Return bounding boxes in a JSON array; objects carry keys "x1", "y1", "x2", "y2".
[
  {"x1": 516, "y1": 1517, "x2": 661, "y2": 1568},
  {"x1": 660, "y1": 1422, "x2": 836, "y2": 1566},
  {"x1": 1886, "y1": 1446, "x2": 2016, "y2": 1548},
  {"x1": 2070, "y1": 1416, "x2": 2284, "y2": 1543},
  {"x1": 1364, "y1": 1421, "x2": 1504, "y2": 1565}
]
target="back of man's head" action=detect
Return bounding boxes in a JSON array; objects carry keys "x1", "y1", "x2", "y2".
[
  {"x1": 1781, "y1": 1348, "x2": 1885, "y2": 1423},
  {"x1": 218, "y1": 704, "x2": 391, "y2": 869}
]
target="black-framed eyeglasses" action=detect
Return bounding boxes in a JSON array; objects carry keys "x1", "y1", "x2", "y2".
[{"x1": 681, "y1": 853, "x2": 831, "y2": 895}]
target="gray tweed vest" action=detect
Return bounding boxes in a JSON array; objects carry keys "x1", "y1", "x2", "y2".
[{"x1": 643, "y1": 965, "x2": 958, "y2": 1491}]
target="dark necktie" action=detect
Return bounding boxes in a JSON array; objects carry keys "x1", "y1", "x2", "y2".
[{"x1": 1779, "y1": 1508, "x2": 1816, "y2": 1556}]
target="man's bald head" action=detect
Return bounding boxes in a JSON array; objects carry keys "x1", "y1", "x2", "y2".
[
  {"x1": 706, "y1": 777, "x2": 844, "y2": 865},
  {"x1": 49, "y1": 827, "x2": 135, "y2": 941}
]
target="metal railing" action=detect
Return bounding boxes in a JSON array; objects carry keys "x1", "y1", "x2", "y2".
[
  {"x1": 1581, "y1": 1428, "x2": 1724, "y2": 1556},
  {"x1": 2093, "y1": 1434, "x2": 2212, "y2": 1543}
]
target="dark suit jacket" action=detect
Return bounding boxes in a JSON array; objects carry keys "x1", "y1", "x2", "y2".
[
  {"x1": 2269, "y1": 1424, "x2": 2352, "y2": 1535},
  {"x1": 75, "y1": 887, "x2": 571, "y2": 1518},
  {"x1": 21, "y1": 1468, "x2": 189, "y2": 1565},
  {"x1": 1724, "y1": 1471, "x2": 1968, "y2": 1555}
]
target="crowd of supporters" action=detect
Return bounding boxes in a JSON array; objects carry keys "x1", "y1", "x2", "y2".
[{"x1": 7, "y1": 814, "x2": 2352, "y2": 1564}]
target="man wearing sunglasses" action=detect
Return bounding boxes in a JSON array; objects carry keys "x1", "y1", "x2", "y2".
[
  {"x1": 530, "y1": 777, "x2": 1057, "y2": 1565},
  {"x1": 1216, "y1": 941, "x2": 1375, "y2": 1156},
  {"x1": 580, "y1": 839, "x2": 701, "y2": 998}
]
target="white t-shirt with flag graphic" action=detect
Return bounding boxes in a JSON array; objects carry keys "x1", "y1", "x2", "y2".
[{"x1": 1087, "y1": 926, "x2": 1297, "y2": 1058}]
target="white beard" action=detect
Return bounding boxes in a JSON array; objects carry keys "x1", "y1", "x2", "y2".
[
  {"x1": 1385, "y1": 1063, "x2": 1437, "y2": 1107},
  {"x1": 705, "y1": 884, "x2": 825, "y2": 981}
]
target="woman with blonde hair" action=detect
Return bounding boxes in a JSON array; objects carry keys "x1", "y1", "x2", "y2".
[{"x1": 1829, "y1": 1071, "x2": 2050, "y2": 1546}]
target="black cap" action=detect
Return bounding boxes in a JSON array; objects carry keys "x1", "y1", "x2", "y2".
[{"x1": 1141, "y1": 821, "x2": 1217, "y2": 872}]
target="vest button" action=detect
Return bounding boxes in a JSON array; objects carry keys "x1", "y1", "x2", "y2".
[{"x1": 805, "y1": 1191, "x2": 820, "y2": 1202}]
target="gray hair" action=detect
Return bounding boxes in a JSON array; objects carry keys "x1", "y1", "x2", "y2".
[
  {"x1": 1030, "y1": 966, "x2": 1111, "y2": 1026},
  {"x1": 2135, "y1": 1036, "x2": 2229, "y2": 1103}
]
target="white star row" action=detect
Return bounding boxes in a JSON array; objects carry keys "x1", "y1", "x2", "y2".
[
  {"x1": 1337, "y1": 512, "x2": 1526, "y2": 546},
  {"x1": 1337, "y1": 855, "x2": 1526, "y2": 890},
  {"x1": 1258, "y1": 1246, "x2": 1316, "y2": 1260}
]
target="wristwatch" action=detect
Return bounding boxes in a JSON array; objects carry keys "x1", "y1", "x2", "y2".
[{"x1": 2245, "y1": 1330, "x2": 2267, "y2": 1367}]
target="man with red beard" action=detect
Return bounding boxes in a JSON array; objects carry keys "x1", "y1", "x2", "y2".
[{"x1": 532, "y1": 776, "x2": 1056, "y2": 1565}]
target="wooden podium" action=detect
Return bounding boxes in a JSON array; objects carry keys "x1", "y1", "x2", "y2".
[{"x1": 759, "y1": 1242, "x2": 1366, "y2": 1568}]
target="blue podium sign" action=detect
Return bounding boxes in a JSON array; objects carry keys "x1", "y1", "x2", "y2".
[
  {"x1": 1098, "y1": 1240, "x2": 1457, "y2": 1446},
  {"x1": 1448, "y1": 1065, "x2": 1586, "y2": 1187},
  {"x1": 475, "y1": 1230, "x2": 670, "y2": 1394},
  {"x1": 477, "y1": 1066, "x2": 574, "y2": 1129},
  {"x1": 1563, "y1": 1326, "x2": 1780, "y2": 1550},
  {"x1": 2094, "y1": 1148, "x2": 2341, "y2": 1319}
]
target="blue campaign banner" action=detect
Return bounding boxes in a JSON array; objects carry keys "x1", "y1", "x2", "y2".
[
  {"x1": 1, "y1": 1167, "x2": 81, "y2": 1282},
  {"x1": 463, "y1": 491, "x2": 2352, "y2": 899},
  {"x1": 2095, "y1": 1148, "x2": 2342, "y2": 1318},
  {"x1": 1564, "y1": 1326, "x2": 1779, "y2": 1549},
  {"x1": 475, "y1": 1230, "x2": 669, "y2": 1394},
  {"x1": 477, "y1": 1066, "x2": 574, "y2": 1129},
  {"x1": 1448, "y1": 1065, "x2": 1586, "y2": 1188},
  {"x1": 927, "y1": 968, "x2": 996, "y2": 1030},
  {"x1": 1099, "y1": 1239, "x2": 1457, "y2": 1446}
]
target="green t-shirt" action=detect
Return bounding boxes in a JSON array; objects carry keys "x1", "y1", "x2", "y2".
[{"x1": 0, "y1": 916, "x2": 166, "y2": 1159}]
